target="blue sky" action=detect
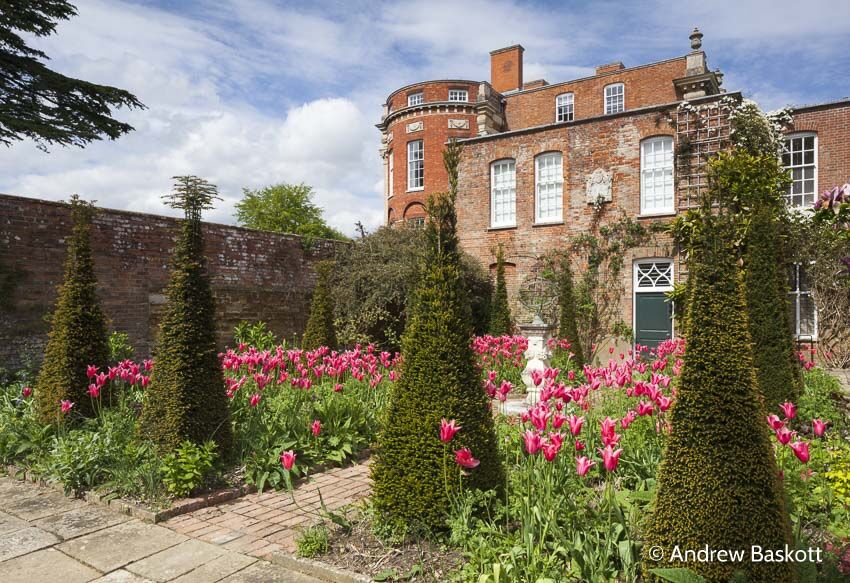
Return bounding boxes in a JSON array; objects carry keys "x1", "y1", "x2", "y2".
[{"x1": 1, "y1": 0, "x2": 848, "y2": 233}]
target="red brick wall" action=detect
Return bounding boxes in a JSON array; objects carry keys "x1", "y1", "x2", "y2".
[
  {"x1": 490, "y1": 45, "x2": 524, "y2": 94},
  {"x1": 789, "y1": 101, "x2": 850, "y2": 193},
  {"x1": 456, "y1": 107, "x2": 678, "y2": 325},
  {"x1": 0, "y1": 194, "x2": 343, "y2": 371},
  {"x1": 502, "y1": 57, "x2": 687, "y2": 130},
  {"x1": 384, "y1": 81, "x2": 479, "y2": 224}
]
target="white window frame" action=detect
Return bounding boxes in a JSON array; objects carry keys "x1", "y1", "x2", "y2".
[
  {"x1": 387, "y1": 150, "x2": 394, "y2": 198},
  {"x1": 632, "y1": 259, "x2": 676, "y2": 346},
  {"x1": 448, "y1": 89, "x2": 468, "y2": 102},
  {"x1": 555, "y1": 93, "x2": 574, "y2": 122},
  {"x1": 407, "y1": 140, "x2": 424, "y2": 191},
  {"x1": 604, "y1": 83, "x2": 624, "y2": 115},
  {"x1": 490, "y1": 159, "x2": 516, "y2": 228},
  {"x1": 535, "y1": 152, "x2": 563, "y2": 224},
  {"x1": 788, "y1": 262, "x2": 818, "y2": 340},
  {"x1": 407, "y1": 92, "x2": 424, "y2": 107},
  {"x1": 782, "y1": 132, "x2": 818, "y2": 208},
  {"x1": 640, "y1": 136, "x2": 675, "y2": 215}
]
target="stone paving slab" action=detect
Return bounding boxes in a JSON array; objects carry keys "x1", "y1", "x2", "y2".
[
  {"x1": 3, "y1": 488, "x2": 83, "y2": 521},
  {"x1": 125, "y1": 539, "x2": 224, "y2": 582},
  {"x1": 169, "y1": 552, "x2": 256, "y2": 583},
  {"x1": 218, "y1": 560, "x2": 323, "y2": 583},
  {"x1": 91, "y1": 571, "x2": 154, "y2": 582},
  {"x1": 0, "y1": 525, "x2": 60, "y2": 562},
  {"x1": 0, "y1": 510, "x2": 29, "y2": 536},
  {"x1": 35, "y1": 503, "x2": 131, "y2": 540},
  {"x1": 0, "y1": 547, "x2": 101, "y2": 583},
  {"x1": 58, "y1": 520, "x2": 187, "y2": 573}
]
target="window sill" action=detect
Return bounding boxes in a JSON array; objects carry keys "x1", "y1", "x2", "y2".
[
  {"x1": 406, "y1": 187, "x2": 425, "y2": 193},
  {"x1": 638, "y1": 211, "x2": 676, "y2": 219},
  {"x1": 532, "y1": 221, "x2": 564, "y2": 227},
  {"x1": 488, "y1": 225, "x2": 517, "y2": 232}
]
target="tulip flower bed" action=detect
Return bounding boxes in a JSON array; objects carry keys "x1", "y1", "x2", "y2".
[
  {"x1": 315, "y1": 339, "x2": 850, "y2": 582},
  {"x1": 0, "y1": 343, "x2": 399, "y2": 506}
]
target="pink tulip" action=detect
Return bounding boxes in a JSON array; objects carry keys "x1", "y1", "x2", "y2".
[
  {"x1": 529, "y1": 406, "x2": 551, "y2": 431},
  {"x1": 775, "y1": 426, "x2": 795, "y2": 445},
  {"x1": 311, "y1": 419, "x2": 322, "y2": 437},
  {"x1": 790, "y1": 441, "x2": 810, "y2": 463},
  {"x1": 60, "y1": 400, "x2": 74, "y2": 414},
  {"x1": 333, "y1": 383, "x2": 344, "y2": 392},
  {"x1": 621, "y1": 410, "x2": 637, "y2": 430},
  {"x1": 600, "y1": 417, "x2": 617, "y2": 440},
  {"x1": 249, "y1": 393, "x2": 262, "y2": 407},
  {"x1": 766, "y1": 414, "x2": 784, "y2": 430},
  {"x1": 522, "y1": 430, "x2": 543, "y2": 455},
  {"x1": 780, "y1": 401, "x2": 797, "y2": 420},
  {"x1": 87, "y1": 384, "x2": 100, "y2": 398},
  {"x1": 637, "y1": 400, "x2": 654, "y2": 417},
  {"x1": 440, "y1": 418, "x2": 462, "y2": 443},
  {"x1": 599, "y1": 445, "x2": 623, "y2": 472},
  {"x1": 574, "y1": 439, "x2": 586, "y2": 452},
  {"x1": 812, "y1": 419, "x2": 827, "y2": 438},
  {"x1": 657, "y1": 396, "x2": 672, "y2": 412},
  {"x1": 280, "y1": 450, "x2": 297, "y2": 470},
  {"x1": 567, "y1": 414, "x2": 584, "y2": 436},
  {"x1": 542, "y1": 441, "x2": 560, "y2": 462},
  {"x1": 454, "y1": 447, "x2": 480, "y2": 469},
  {"x1": 86, "y1": 365, "x2": 98, "y2": 379},
  {"x1": 531, "y1": 369, "x2": 543, "y2": 387},
  {"x1": 576, "y1": 456, "x2": 595, "y2": 477},
  {"x1": 548, "y1": 431, "x2": 565, "y2": 449},
  {"x1": 602, "y1": 431, "x2": 622, "y2": 447},
  {"x1": 21, "y1": 386, "x2": 32, "y2": 398}
]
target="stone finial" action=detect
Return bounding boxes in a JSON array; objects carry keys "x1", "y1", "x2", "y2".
[{"x1": 690, "y1": 27, "x2": 703, "y2": 51}]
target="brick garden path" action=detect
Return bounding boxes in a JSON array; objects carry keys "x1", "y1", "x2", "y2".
[{"x1": 162, "y1": 459, "x2": 372, "y2": 557}]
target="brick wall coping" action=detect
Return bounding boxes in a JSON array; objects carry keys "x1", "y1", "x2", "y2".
[
  {"x1": 457, "y1": 91, "x2": 742, "y2": 145},
  {"x1": 790, "y1": 98, "x2": 850, "y2": 114},
  {"x1": 0, "y1": 192, "x2": 349, "y2": 246}
]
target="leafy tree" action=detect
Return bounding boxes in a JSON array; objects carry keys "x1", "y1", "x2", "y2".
[
  {"x1": 0, "y1": 1, "x2": 144, "y2": 150},
  {"x1": 642, "y1": 212, "x2": 794, "y2": 582},
  {"x1": 330, "y1": 226, "x2": 491, "y2": 351},
  {"x1": 301, "y1": 260, "x2": 337, "y2": 350},
  {"x1": 371, "y1": 141, "x2": 503, "y2": 532},
  {"x1": 139, "y1": 176, "x2": 232, "y2": 456},
  {"x1": 235, "y1": 183, "x2": 348, "y2": 241},
  {"x1": 554, "y1": 253, "x2": 584, "y2": 369},
  {"x1": 34, "y1": 195, "x2": 109, "y2": 423},
  {"x1": 488, "y1": 244, "x2": 512, "y2": 335}
]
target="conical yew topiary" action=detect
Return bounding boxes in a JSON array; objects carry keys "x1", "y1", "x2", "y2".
[
  {"x1": 642, "y1": 217, "x2": 794, "y2": 582},
  {"x1": 556, "y1": 253, "x2": 584, "y2": 368},
  {"x1": 488, "y1": 243, "x2": 513, "y2": 335},
  {"x1": 302, "y1": 260, "x2": 337, "y2": 350},
  {"x1": 35, "y1": 195, "x2": 109, "y2": 423},
  {"x1": 138, "y1": 176, "x2": 232, "y2": 456},
  {"x1": 371, "y1": 142, "x2": 503, "y2": 532},
  {"x1": 743, "y1": 205, "x2": 802, "y2": 410}
]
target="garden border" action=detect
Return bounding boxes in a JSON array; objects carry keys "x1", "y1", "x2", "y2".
[
  {"x1": 2, "y1": 447, "x2": 372, "y2": 524},
  {"x1": 269, "y1": 551, "x2": 371, "y2": 583}
]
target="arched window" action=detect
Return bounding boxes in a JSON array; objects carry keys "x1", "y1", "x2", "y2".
[
  {"x1": 640, "y1": 136, "x2": 674, "y2": 215},
  {"x1": 535, "y1": 152, "x2": 563, "y2": 223},
  {"x1": 604, "y1": 83, "x2": 624, "y2": 114},
  {"x1": 490, "y1": 159, "x2": 516, "y2": 228}
]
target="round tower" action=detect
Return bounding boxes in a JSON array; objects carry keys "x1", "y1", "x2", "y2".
[{"x1": 378, "y1": 80, "x2": 481, "y2": 226}]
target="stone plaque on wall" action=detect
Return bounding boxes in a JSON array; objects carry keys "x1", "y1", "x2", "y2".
[
  {"x1": 585, "y1": 168, "x2": 613, "y2": 204},
  {"x1": 448, "y1": 118, "x2": 469, "y2": 129},
  {"x1": 406, "y1": 121, "x2": 423, "y2": 133}
]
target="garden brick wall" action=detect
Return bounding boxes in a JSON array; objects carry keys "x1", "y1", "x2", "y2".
[
  {"x1": 790, "y1": 100, "x2": 850, "y2": 194},
  {"x1": 0, "y1": 194, "x2": 343, "y2": 372}
]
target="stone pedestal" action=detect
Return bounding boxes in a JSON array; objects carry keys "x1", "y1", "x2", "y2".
[{"x1": 519, "y1": 316, "x2": 554, "y2": 406}]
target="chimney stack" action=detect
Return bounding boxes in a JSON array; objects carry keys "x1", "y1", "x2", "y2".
[{"x1": 490, "y1": 45, "x2": 524, "y2": 94}]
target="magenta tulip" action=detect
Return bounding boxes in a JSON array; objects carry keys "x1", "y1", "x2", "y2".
[
  {"x1": 812, "y1": 419, "x2": 827, "y2": 438},
  {"x1": 576, "y1": 456, "x2": 595, "y2": 477},
  {"x1": 567, "y1": 414, "x2": 584, "y2": 436},
  {"x1": 574, "y1": 439, "x2": 585, "y2": 452},
  {"x1": 21, "y1": 386, "x2": 32, "y2": 398},
  {"x1": 454, "y1": 447, "x2": 480, "y2": 469},
  {"x1": 780, "y1": 401, "x2": 797, "y2": 420},
  {"x1": 87, "y1": 384, "x2": 100, "y2": 398},
  {"x1": 311, "y1": 419, "x2": 322, "y2": 437},
  {"x1": 767, "y1": 414, "x2": 784, "y2": 430},
  {"x1": 440, "y1": 418, "x2": 461, "y2": 443},
  {"x1": 599, "y1": 445, "x2": 623, "y2": 472},
  {"x1": 790, "y1": 441, "x2": 810, "y2": 463},
  {"x1": 523, "y1": 430, "x2": 543, "y2": 455},
  {"x1": 775, "y1": 426, "x2": 795, "y2": 445},
  {"x1": 280, "y1": 450, "x2": 297, "y2": 470},
  {"x1": 249, "y1": 393, "x2": 262, "y2": 407},
  {"x1": 86, "y1": 365, "x2": 98, "y2": 379},
  {"x1": 60, "y1": 400, "x2": 74, "y2": 414}
]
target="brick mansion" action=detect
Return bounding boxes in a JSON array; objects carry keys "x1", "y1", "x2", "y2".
[{"x1": 377, "y1": 29, "x2": 849, "y2": 348}]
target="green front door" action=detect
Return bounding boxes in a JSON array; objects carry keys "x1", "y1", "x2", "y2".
[{"x1": 635, "y1": 292, "x2": 673, "y2": 348}]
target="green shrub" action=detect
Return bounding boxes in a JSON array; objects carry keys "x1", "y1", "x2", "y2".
[
  {"x1": 642, "y1": 218, "x2": 794, "y2": 582},
  {"x1": 799, "y1": 369, "x2": 847, "y2": 430},
  {"x1": 46, "y1": 428, "x2": 114, "y2": 496},
  {"x1": 488, "y1": 244, "x2": 512, "y2": 335},
  {"x1": 160, "y1": 440, "x2": 217, "y2": 498},
  {"x1": 138, "y1": 177, "x2": 232, "y2": 456},
  {"x1": 34, "y1": 195, "x2": 109, "y2": 423},
  {"x1": 302, "y1": 260, "x2": 337, "y2": 350},
  {"x1": 555, "y1": 253, "x2": 584, "y2": 369},
  {"x1": 233, "y1": 320, "x2": 278, "y2": 351},
  {"x1": 108, "y1": 331, "x2": 134, "y2": 363},
  {"x1": 295, "y1": 523, "x2": 330, "y2": 558},
  {"x1": 371, "y1": 142, "x2": 503, "y2": 533}
]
